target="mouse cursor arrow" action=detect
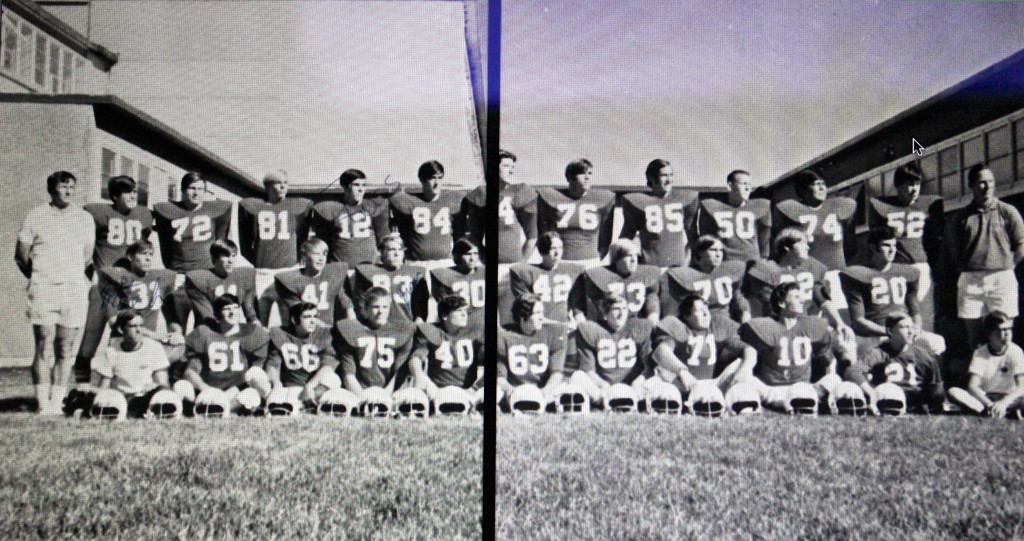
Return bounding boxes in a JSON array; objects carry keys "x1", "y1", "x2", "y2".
[{"x1": 912, "y1": 138, "x2": 925, "y2": 156}]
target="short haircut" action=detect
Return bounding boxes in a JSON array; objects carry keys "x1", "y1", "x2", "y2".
[
  {"x1": 114, "y1": 309, "x2": 143, "y2": 333},
  {"x1": 893, "y1": 163, "x2": 923, "y2": 186},
  {"x1": 180, "y1": 171, "x2": 204, "y2": 193},
  {"x1": 499, "y1": 149, "x2": 518, "y2": 163},
  {"x1": 361, "y1": 286, "x2": 391, "y2": 309},
  {"x1": 438, "y1": 295, "x2": 469, "y2": 319},
  {"x1": 108, "y1": 175, "x2": 137, "y2": 200},
  {"x1": 678, "y1": 294, "x2": 707, "y2": 320},
  {"x1": 608, "y1": 238, "x2": 640, "y2": 264},
  {"x1": 288, "y1": 301, "x2": 319, "y2": 324},
  {"x1": 693, "y1": 235, "x2": 723, "y2": 258},
  {"x1": 378, "y1": 232, "x2": 405, "y2": 251},
  {"x1": 339, "y1": 168, "x2": 367, "y2": 188},
  {"x1": 769, "y1": 281, "x2": 803, "y2": 315},
  {"x1": 866, "y1": 226, "x2": 897, "y2": 248},
  {"x1": 126, "y1": 239, "x2": 155, "y2": 258},
  {"x1": 213, "y1": 293, "x2": 241, "y2": 317},
  {"x1": 773, "y1": 227, "x2": 807, "y2": 258},
  {"x1": 564, "y1": 158, "x2": 593, "y2": 181},
  {"x1": 792, "y1": 169, "x2": 825, "y2": 195},
  {"x1": 418, "y1": 160, "x2": 445, "y2": 182},
  {"x1": 46, "y1": 171, "x2": 76, "y2": 195},
  {"x1": 727, "y1": 170, "x2": 750, "y2": 184},
  {"x1": 884, "y1": 311, "x2": 914, "y2": 330},
  {"x1": 966, "y1": 163, "x2": 991, "y2": 186},
  {"x1": 452, "y1": 236, "x2": 480, "y2": 259},
  {"x1": 982, "y1": 310, "x2": 1014, "y2": 336},
  {"x1": 536, "y1": 231, "x2": 562, "y2": 255},
  {"x1": 301, "y1": 238, "x2": 328, "y2": 257},
  {"x1": 600, "y1": 292, "x2": 628, "y2": 313},
  {"x1": 512, "y1": 293, "x2": 541, "y2": 323},
  {"x1": 209, "y1": 238, "x2": 238, "y2": 260},
  {"x1": 645, "y1": 159, "x2": 671, "y2": 182},
  {"x1": 263, "y1": 170, "x2": 287, "y2": 185}
]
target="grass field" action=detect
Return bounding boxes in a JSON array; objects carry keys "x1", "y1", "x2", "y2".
[
  {"x1": 0, "y1": 369, "x2": 482, "y2": 540},
  {"x1": 497, "y1": 413, "x2": 1024, "y2": 541}
]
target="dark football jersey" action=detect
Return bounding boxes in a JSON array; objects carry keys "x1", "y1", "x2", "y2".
[
  {"x1": 508, "y1": 261, "x2": 585, "y2": 323},
  {"x1": 497, "y1": 323, "x2": 567, "y2": 386},
  {"x1": 153, "y1": 200, "x2": 232, "y2": 272},
  {"x1": 495, "y1": 183, "x2": 540, "y2": 264},
  {"x1": 739, "y1": 316, "x2": 833, "y2": 386},
  {"x1": 865, "y1": 195, "x2": 943, "y2": 264},
  {"x1": 237, "y1": 197, "x2": 312, "y2": 269},
  {"x1": 266, "y1": 326, "x2": 338, "y2": 387},
  {"x1": 347, "y1": 263, "x2": 426, "y2": 322},
  {"x1": 536, "y1": 188, "x2": 616, "y2": 261},
  {"x1": 694, "y1": 198, "x2": 772, "y2": 263},
  {"x1": 84, "y1": 204, "x2": 154, "y2": 270},
  {"x1": 186, "y1": 324, "x2": 270, "y2": 390},
  {"x1": 96, "y1": 266, "x2": 177, "y2": 330},
  {"x1": 840, "y1": 264, "x2": 920, "y2": 328},
  {"x1": 411, "y1": 321, "x2": 483, "y2": 388},
  {"x1": 274, "y1": 263, "x2": 352, "y2": 326},
  {"x1": 184, "y1": 268, "x2": 258, "y2": 326},
  {"x1": 652, "y1": 315, "x2": 744, "y2": 380},
  {"x1": 309, "y1": 200, "x2": 390, "y2": 266},
  {"x1": 575, "y1": 318, "x2": 654, "y2": 385},
  {"x1": 744, "y1": 258, "x2": 829, "y2": 317},
  {"x1": 619, "y1": 190, "x2": 699, "y2": 268},
  {"x1": 659, "y1": 261, "x2": 747, "y2": 319},
  {"x1": 570, "y1": 264, "x2": 661, "y2": 320},
  {"x1": 388, "y1": 190, "x2": 464, "y2": 262},
  {"x1": 850, "y1": 341, "x2": 943, "y2": 397},
  {"x1": 773, "y1": 197, "x2": 857, "y2": 270},
  {"x1": 414, "y1": 266, "x2": 487, "y2": 325},
  {"x1": 334, "y1": 318, "x2": 416, "y2": 388}
]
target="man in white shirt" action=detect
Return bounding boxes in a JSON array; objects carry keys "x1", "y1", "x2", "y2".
[
  {"x1": 93, "y1": 310, "x2": 171, "y2": 417},
  {"x1": 948, "y1": 310, "x2": 1024, "y2": 417}
]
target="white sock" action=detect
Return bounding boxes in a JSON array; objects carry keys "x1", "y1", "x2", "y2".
[
  {"x1": 50, "y1": 385, "x2": 68, "y2": 411},
  {"x1": 34, "y1": 384, "x2": 51, "y2": 411}
]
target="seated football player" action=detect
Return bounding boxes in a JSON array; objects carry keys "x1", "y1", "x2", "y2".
[
  {"x1": 185, "y1": 239, "x2": 258, "y2": 328},
  {"x1": 388, "y1": 161, "x2": 465, "y2": 270},
  {"x1": 408, "y1": 295, "x2": 484, "y2": 407},
  {"x1": 412, "y1": 237, "x2": 485, "y2": 325},
  {"x1": 266, "y1": 302, "x2": 343, "y2": 409},
  {"x1": 274, "y1": 238, "x2": 355, "y2": 328},
  {"x1": 618, "y1": 159, "x2": 699, "y2": 268},
  {"x1": 651, "y1": 294, "x2": 746, "y2": 396},
  {"x1": 844, "y1": 312, "x2": 945, "y2": 414},
  {"x1": 174, "y1": 294, "x2": 272, "y2": 413},
  {"x1": 694, "y1": 169, "x2": 772, "y2": 264},
  {"x1": 535, "y1": 158, "x2": 616, "y2": 268},
  {"x1": 733, "y1": 282, "x2": 850, "y2": 412},
  {"x1": 497, "y1": 293, "x2": 568, "y2": 410},
  {"x1": 571, "y1": 293, "x2": 655, "y2": 409},
  {"x1": 333, "y1": 287, "x2": 417, "y2": 399},
  {"x1": 659, "y1": 235, "x2": 749, "y2": 323},
  {"x1": 569, "y1": 238, "x2": 661, "y2": 324},
  {"x1": 347, "y1": 233, "x2": 425, "y2": 323},
  {"x1": 507, "y1": 231, "x2": 585, "y2": 327},
  {"x1": 90, "y1": 310, "x2": 172, "y2": 417},
  {"x1": 309, "y1": 168, "x2": 390, "y2": 266},
  {"x1": 948, "y1": 311, "x2": 1024, "y2": 418}
]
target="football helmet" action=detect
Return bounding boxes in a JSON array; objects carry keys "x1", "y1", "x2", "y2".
[
  {"x1": 725, "y1": 382, "x2": 762, "y2": 415},
  {"x1": 235, "y1": 388, "x2": 263, "y2": 415},
  {"x1": 318, "y1": 388, "x2": 360, "y2": 416},
  {"x1": 147, "y1": 389, "x2": 183, "y2": 419},
  {"x1": 266, "y1": 388, "x2": 303, "y2": 417},
  {"x1": 553, "y1": 383, "x2": 590, "y2": 414},
  {"x1": 648, "y1": 381, "x2": 684, "y2": 415},
  {"x1": 435, "y1": 386, "x2": 473, "y2": 416},
  {"x1": 394, "y1": 388, "x2": 430, "y2": 418},
  {"x1": 509, "y1": 385, "x2": 545, "y2": 414},
  {"x1": 360, "y1": 387, "x2": 394, "y2": 418},
  {"x1": 831, "y1": 381, "x2": 869, "y2": 416},
  {"x1": 787, "y1": 382, "x2": 819, "y2": 416},
  {"x1": 687, "y1": 381, "x2": 726, "y2": 418},
  {"x1": 606, "y1": 383, "x2": 638, "y2": 413},
  {"x1": 194, "y1": 388, "x2": 231, "y2": 418},
  {"x1": 90, "y1": 389, "x2": 128, "y2": 421},
  {"x1": 874, "y1": 383, "x2": 907, "y2": 416}
]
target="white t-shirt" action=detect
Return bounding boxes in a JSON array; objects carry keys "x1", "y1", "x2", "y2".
[
  {"x1": 95, "y1": 337, "x2": 170, "y2": 395},
  {"x1": 17, "y1": 202, "x2": 94, "y2": 285},
  {"x1": 968, "y1": 342, "x2": 1024, "y2": 396}
]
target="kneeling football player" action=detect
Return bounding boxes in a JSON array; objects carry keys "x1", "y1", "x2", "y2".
[
  {"x1": 572, "y1": 293, "x2": 654, "y2": 409},
  {"x1": 266, "y1": 301, "x2": 345, "y2": 410},
  {"x1": 86, "y1": 310, "x2": 172, "y2": 417},
  {"x1": 948, "y1": 311, "x2": 1024, "y2": 418},
  {"x1": 497, "y1": 293, "x2": 568, "y2": 411},
  {"x1": 409, "y1": 295, "x2": 484, "y2": 409},
  {"x1": 333, "y1": 287, "x2": 417, "y2": 400}
]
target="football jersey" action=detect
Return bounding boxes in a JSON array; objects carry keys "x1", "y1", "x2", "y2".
[
  {"x1": 508, "y1": 261, "x2": 585, "y2": 323},
  {"x1": 652, "y1": 315, "x2": 744, "y2": 380},
  {"x1": 744, "y1": 258, "x2": 829, "y2": 317},
  {"x1": 773, "y1": 197, "x2": 857, "y2": 270},
  {"x1": 494, "y1": 183, "x2": 540, "y2": 264},
  {"x1": 84, "y1": 203, "x2": 154, "y2": 270},
  {"x1": 618, "y1": 189, "x2": 699, "y2": 267},
  {"x1": 266, "y1": 326, "x2": 338, "y2": 387},
  {"x1": 839, "y1": 264, "x2": 920, "y2": 327},
  {"x1": 237, "y1": 197, "x2": 312, "y2": 269},
  {"x1": 414, "y1": 266, "x2": 487, "y2": 325},
  {"x1": 96, "y1": 266, "x2": 178, "y2": 330},
  {"x1": 570, "y1": 264, "x2": 662, "y2": 320},
  {"x1": 274, "y1": 263, "x2": 352, "y2": 326},
  {"x1": 575, "y1": 318, "x2": 654, "y2": 385},
  {"x1": 659, "y1": 261, "x2": 747, "y2": 319},
  {"x1": 334, "y1": 318, "x2": 416, "y2": 388},
  {"x1": 865, "y1": 195, "x2": 943, "y2": 264},
  {"x1": 694, "y1": 197, "x2": 772, "y2": 263},
  {"x1": 411, "y1": 321, "x2": 483, "y2": 388},
  {"x1": 309, "y1": 200, "x2": 390, "y2": 266},
  {"x1": 388, "y1": 190, "x2": 464, "y2": 262},
  {"x1": 185, "y1": 324, "x2": 270, "y2": 390},
  {"x1": 739, "y1": 316, "x2": 833, "y2": 386},
  {"x1": 153, "y1": 200, "x2": 232, "y2": 272},
  {"x1": 968, "y1": 342, "x2": 1024, "y2": 395},
  {"x1": 853, "y1": 341, "x2": 943, "y2": 395},
  {"x1": 184, "y1": 268, "x2": 258, "y2": 326},
  {"x1": 347, "y1": 262, "x2": 426, "y2": 322},
  {"x1": 497, "y1": 323, "x2": 567, "y2": 386},
  {"x1": 536, "y1": 187, "x2": 616, "y2": 261}
]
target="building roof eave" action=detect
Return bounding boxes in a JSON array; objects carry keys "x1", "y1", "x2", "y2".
[{"x1": 3, "y1": 0, "x2": 118, "y2": 71}]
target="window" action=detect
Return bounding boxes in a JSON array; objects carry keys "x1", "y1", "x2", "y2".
[
  {"x1": 48, "y1": 42, "x2": 60, "y2": 92},
  {"x1": 137, "y1": 164, "x2": 150, "y2": 206},
  {"x1": 881, "y1": 169, "x2": 896, "y2": 197},
  {"x1": 2, "y1": 18, "x2": 16, "y2": 71},
  {"x1": 62, "y1": 50, "x2": 73, "y2": 93},
  {"x1": 962, "y1": 135, "x2": 985, "y2": 172},
  {"x1": 100, "y1": 148, "x2": 116, "y2": 199},
  {"x1": 866, "y1": 174, "x2": 882, "y2": 198},
  {"x1": 918, "y1": 153, "x2": 939, "y2": 195},
  {"x1": 120, "y1": 156, "x2": 134, "y2": 179},
  {"x1": 939, "y1": 146, "x2": 961, "y2": 199},
  {"x1": 34, "y1": 34, "x2": 45, "y2": 86},
  {"x1": 0, "y1": 11, "x2": 83, "y2": 93}
]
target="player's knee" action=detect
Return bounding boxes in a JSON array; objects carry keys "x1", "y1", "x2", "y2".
[
  {"x1": 815, "y1": 374, "x2": 843, "y2": 396},
  {"x1": 245, "y1": 367, "x2": 272, "y2": 396},
  {"x1": 234, "y1": 388, "x2": 263, "y2": 413},
  {"x1": 172, "y1": 380, "x2": 196, "y2": 403},
  {"x1": 319, "y1": 371, "x2": 342, "y2": 391}
]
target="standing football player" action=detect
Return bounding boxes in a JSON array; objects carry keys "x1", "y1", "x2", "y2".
[
  {"x1": 569, "y1": 238, "x2": 661, "y2": 324},
  {"x1": 694, "y1": 169, "x2": 772, "y2": 264},
  {"x1": 333, "y1": 287, "x2": 417, "y2": 398},
  {"x1": 462, "y1": 149, "x2": 537, "y2": 262},
  {"x1": 572, "y1": 293, "x2": 655, "y2": 408},
  {"x1": 536, "y1": 159, "x2": 615, "y2": 268},
  {"x1": 346, "y1": 233, "x2": 426, "y2": 323},
  {"x1": 388, "y1": 161, "x2": 465, "y2": 270},
  {"x1": 408, "y1": 295, "x2": 484, "y2": 406},
  {"x1": 273, "y1": 239, "x2": 355, "y2": 327},
  {"x1": 948, "y1": 311, "x2": 1024, "y2": 417},
  {"x1": 497, "y1": 293, "x2": 568, "y2": 409},
  {"x1": 185, "y1": 239, "x2": 259, "y2": 327},
  {"x1": 266, "y1": 302, "x2": 343, "y2": 408},
  {"x1": 413, "y1": 237, "x2": 485, "y2": 325},
  {"x1": 309, "y1": 168, "x2": 390, "y2": 266},
  {"x1": 618, "y1": 159, "x2": 699, "y2": 268},
  {"x1": 659, "y1": 235, "x2": 749, "y2": 323},
  {"x1": 508, "y1": 232, "x2": 585, "y2": 326},
  {"x1": 92, "y1": 310, "x2": 171, "y2": 417}
]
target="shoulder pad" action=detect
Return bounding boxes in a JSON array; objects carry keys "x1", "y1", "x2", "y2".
[
  {"x1": 747, "y1": 260, "x2": 780, "y2": 284},
  {"x1": 655, "y1": 316, "x2": 691, "y2": 343},
  {"x1": 335, "y1": 320, "x2": 368, "y2": 345},
  {"x1": 840, "y1": 266, "x2": 875, "y2": 285},
  {"x1": 575, "y1": 321, "x2": 605, "y2": 347}
]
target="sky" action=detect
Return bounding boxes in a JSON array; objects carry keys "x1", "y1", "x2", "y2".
[
  {"x1": 78, "y1": 0, "x2": 485, "y2": 190},
  {"x1": 501, "y1": 0, "x2": 1024, "y2": 188}
]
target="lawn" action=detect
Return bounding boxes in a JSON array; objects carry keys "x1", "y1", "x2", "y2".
[{"x1": 497, "y1": 413, "x2": 1024, "y2": 541}]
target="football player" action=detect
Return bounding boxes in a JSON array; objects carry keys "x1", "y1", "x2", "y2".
[
  {"x1": 618, "y1": 159, "x2": 699, "y2": 268},
  {"x1": 388, "y1": 161, "x2": 465, "y2": 270},
  {"x1": 694, "y1": 170, "x2": 772, "y2": 264},
  {"x1": 413, "y1": 237, "x2": 485, "y2": 325},
  {"x1": 508, "y1": 232, "x2": 585, "y2": 326},
  {"x1": 185, "y1": 239, "x2": 258, "y2": 328},
  {"x1": 346, "y1": 233, "x2": 425, "y2": 323},
  {"x1": 572, "y1": 293, "x2": 655, "y2": 408},
  {"x1": 569, "y1": 238, "x2": 661, "y2": 323},
  {"x1": 309, "y1": 168, "x2": 390, "y2": 266},
  {"x1": 497, "y1": 293, "x2": 568, "y2": 408},
  {"x1": 265, "y1": 302, "x2": 342, "y2": 407},
  {"x1": 333, "y1": 287, "x2": 417, "y2": 397},
  {"x1": 409, "y1": 295, "x2": 484, "y2": 405},
  {"x1": 651, "y1": 295, "x2": 746, "y2": 396},
  {"x1": 948, "y1": 311, "x2": 1024, "y2": 417},
  {"x1": 463, "y1": 149, "x2": 537, "y2": 262},
  {"x1": 91, "y1": 310, "x2": 171, "y2": 417},
  {"x1": 273, "y1": 239, "x2": 355, "y2": 327},
  {"x1": 659, "y1": 235, "x2": 749, "y2": 323},
  {"x1": 536, "y1": 159, "x2": 615, "y2": 267}
]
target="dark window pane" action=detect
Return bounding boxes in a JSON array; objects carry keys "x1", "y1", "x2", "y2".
[
  {"x1": 963, "y1": 136, "x2": 985, "y2": 171},
  {"x1": 990, "y1": 156, "x2": 1012, "y2": 186},
  {"x1": 988, "y1": 125, "x2": 1012, "y2": 160},
  {"x1": 1016, "y1": 120, "x2": 1024, "y2": 151},
  {"x1": 33, "y1": 34, "x2": 45, "y2": 86},
  {"x1": 882, "y1": 169, "x2": 896, "y2": 197},
  {"x1": 918, "y1": 154, "x2": 939, "y2": 195},
  {"x1": 1017, "y1": 151, "x2": 1024, "y2": 183},
  {"x1": 941, "y1": 173, "x2": 962, "y2": 199},
  {"x1": 100, "y1": 148, "x2": 116, "y2": 200},
  {"x1": 940, "y1": 146, "x2": 959, "y2": 175},
  {"x1": 866, "y1": 175, "x2": 882, "y2": 198},
  {"x1": 120, "y1": 156, "x2": 134, "y2": 178}
]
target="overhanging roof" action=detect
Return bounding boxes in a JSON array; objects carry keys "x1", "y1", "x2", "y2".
[{"x1": 3, "y1": 0, "x2": 118, "y2": 71}]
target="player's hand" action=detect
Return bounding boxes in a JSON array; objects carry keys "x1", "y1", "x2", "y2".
[
  {"x1": 164, "y1": 331, "x2": 185, "y2": 346},
  {"x1": 678, "y1": 371, "x2": 698, "y2": 393},
  {"x1": 863, "y1": 386, "x2": 879, "y2": 415},
  {"x1": 990, "y1": 400, "x2": 1009, "y2": 418}
]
